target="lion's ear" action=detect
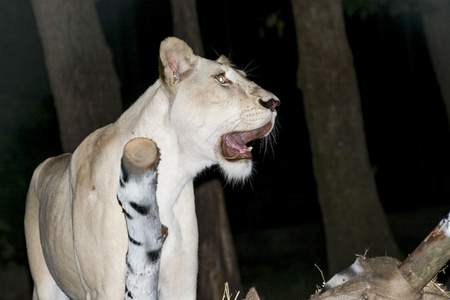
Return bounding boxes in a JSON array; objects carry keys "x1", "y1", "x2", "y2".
[
  {"x1": 216, "y1": 55, "x2": 231, "y2": 65},
  {"x1": 159, "y1": 37, "x2": 196, "y2": 87}
]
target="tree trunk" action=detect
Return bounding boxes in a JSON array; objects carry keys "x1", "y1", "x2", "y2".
[
  {"x1": 291, "y1": 0, "x2": 402, "y2": 274},
  {"x1": 170, "y1": 0, "x2": 204, "y2": 56},
  {"x1": 195, "y1": 180, "x2": 242, "y2": 300},
  {"x1": 421, "y1": 0, "x2": 450, "y2": 129},
  {"x1": 31, "y1": 0, "x2": 122, "y2": 153}
]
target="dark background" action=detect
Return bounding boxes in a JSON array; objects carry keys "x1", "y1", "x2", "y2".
[{"x1": 1, "y1": 0, "x2": 449, "y2": 298}]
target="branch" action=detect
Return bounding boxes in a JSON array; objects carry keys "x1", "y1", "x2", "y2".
[{"x1": 399, "y1": 212, "x2": 450, "y2": 292}]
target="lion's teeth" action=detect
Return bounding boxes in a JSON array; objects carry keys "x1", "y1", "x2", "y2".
[{"x1": 247, "y1": 146, "x2": 253, "y2": 151}]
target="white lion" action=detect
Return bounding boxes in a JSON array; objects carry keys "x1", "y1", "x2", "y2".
[{"x1": 25, "y1": 37, "x2": 279, "y2": 299}]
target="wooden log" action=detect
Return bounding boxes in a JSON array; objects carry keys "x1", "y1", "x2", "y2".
[
  {"x1": 117, "y1": 138, "x2": 167, "y2": 300},
  {"x1": 399, "y1": 212, "x2": 450, "y2": 292}
]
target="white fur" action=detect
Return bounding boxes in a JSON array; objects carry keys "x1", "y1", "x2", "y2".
[
  {"x1": 24, "y1": 37, "x2": 278, "y2": 300},
  {"x1": 440, "y1": 212, "x2": 450, "y2": 237}
]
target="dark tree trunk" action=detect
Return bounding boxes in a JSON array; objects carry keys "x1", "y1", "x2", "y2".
[
  {"x1": 31, "y1": 0, "x2": 122, "y2": 153},
  {"x1": 421, "y1": 0, "x2": 450, "y2": 129},
  {"x1": 291, "y1": 0, "x2": 402, "y2": 274},
  {"x1": 170, "y1": 0, "x2": 204, "y2": 56},
  {"x1": 195, "y1": 180, "x2": 242, "y2": 300}
]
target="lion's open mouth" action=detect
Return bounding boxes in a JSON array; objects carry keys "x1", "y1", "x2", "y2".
[{"x1": 221, "y1": 122, "x2": 273, "y2": 161}]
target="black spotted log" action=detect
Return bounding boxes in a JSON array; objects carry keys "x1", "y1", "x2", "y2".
[{"x1": 117, "y1": 138, "x2": 168, "y2": 300}]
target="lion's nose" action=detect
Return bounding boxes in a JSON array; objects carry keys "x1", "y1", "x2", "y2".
[{"x1": 259, "y1": 98, "x2": 280, "y2": 112}]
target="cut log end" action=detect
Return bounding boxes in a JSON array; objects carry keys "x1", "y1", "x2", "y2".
[{"x1": 124, "y1": 138, "x2": 160, "y2": 170}]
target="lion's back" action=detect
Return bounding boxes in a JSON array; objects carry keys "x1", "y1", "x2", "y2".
[{"x1": 33, "y1": 153, "x2": 72, "y2": 199}]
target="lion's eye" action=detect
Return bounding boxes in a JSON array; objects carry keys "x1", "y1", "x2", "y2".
[
  {"x1": 214, "y1": 73, "x2": 231, "y2": 85},
  {"x1": 218, "y1": 75, "x2": 226, "y2": 83}
]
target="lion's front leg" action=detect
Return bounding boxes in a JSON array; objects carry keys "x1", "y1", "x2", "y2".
[
  {"x1": 158, "y1": 234, "x2": 199, "y2": 300},
  {"x1": 158, "y1": 184, "x2": 199, "y2": 300}
]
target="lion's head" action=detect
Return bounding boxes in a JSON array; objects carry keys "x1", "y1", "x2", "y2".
[{"x1": 158, "y1": 37, "x2": 279, "y2": 183}]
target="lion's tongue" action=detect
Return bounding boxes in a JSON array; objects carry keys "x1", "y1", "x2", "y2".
[
  {"x1": 222, "y1": 132, "x2": 253, "y2": 160},
  {"x1": 230, "y1": 134, "x2": 250, "y2": 152}
]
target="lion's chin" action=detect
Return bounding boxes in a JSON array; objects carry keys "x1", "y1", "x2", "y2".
[
  {"x1": 218, "y1": 159, "x2": 253, "y2": 184},
  {"x1": 217, "y1": 121, "x2": 273, "y2": 183}
]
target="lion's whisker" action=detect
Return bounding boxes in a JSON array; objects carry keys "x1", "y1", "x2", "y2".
[{"x1": 203, "y1": 113, "x2": 242, "y2": 143}]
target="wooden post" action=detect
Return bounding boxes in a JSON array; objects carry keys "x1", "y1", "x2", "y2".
[
  {"x1": 117, "y1": 138, "x2": 167, "y2": 300},
  {"x1": 399, "y1": 212, "x2": 450, "y2": 292}
]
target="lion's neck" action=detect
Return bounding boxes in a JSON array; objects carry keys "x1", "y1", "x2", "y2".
[{"x1": 115, "y1": 81, "x2": 212, "y2": 206}]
